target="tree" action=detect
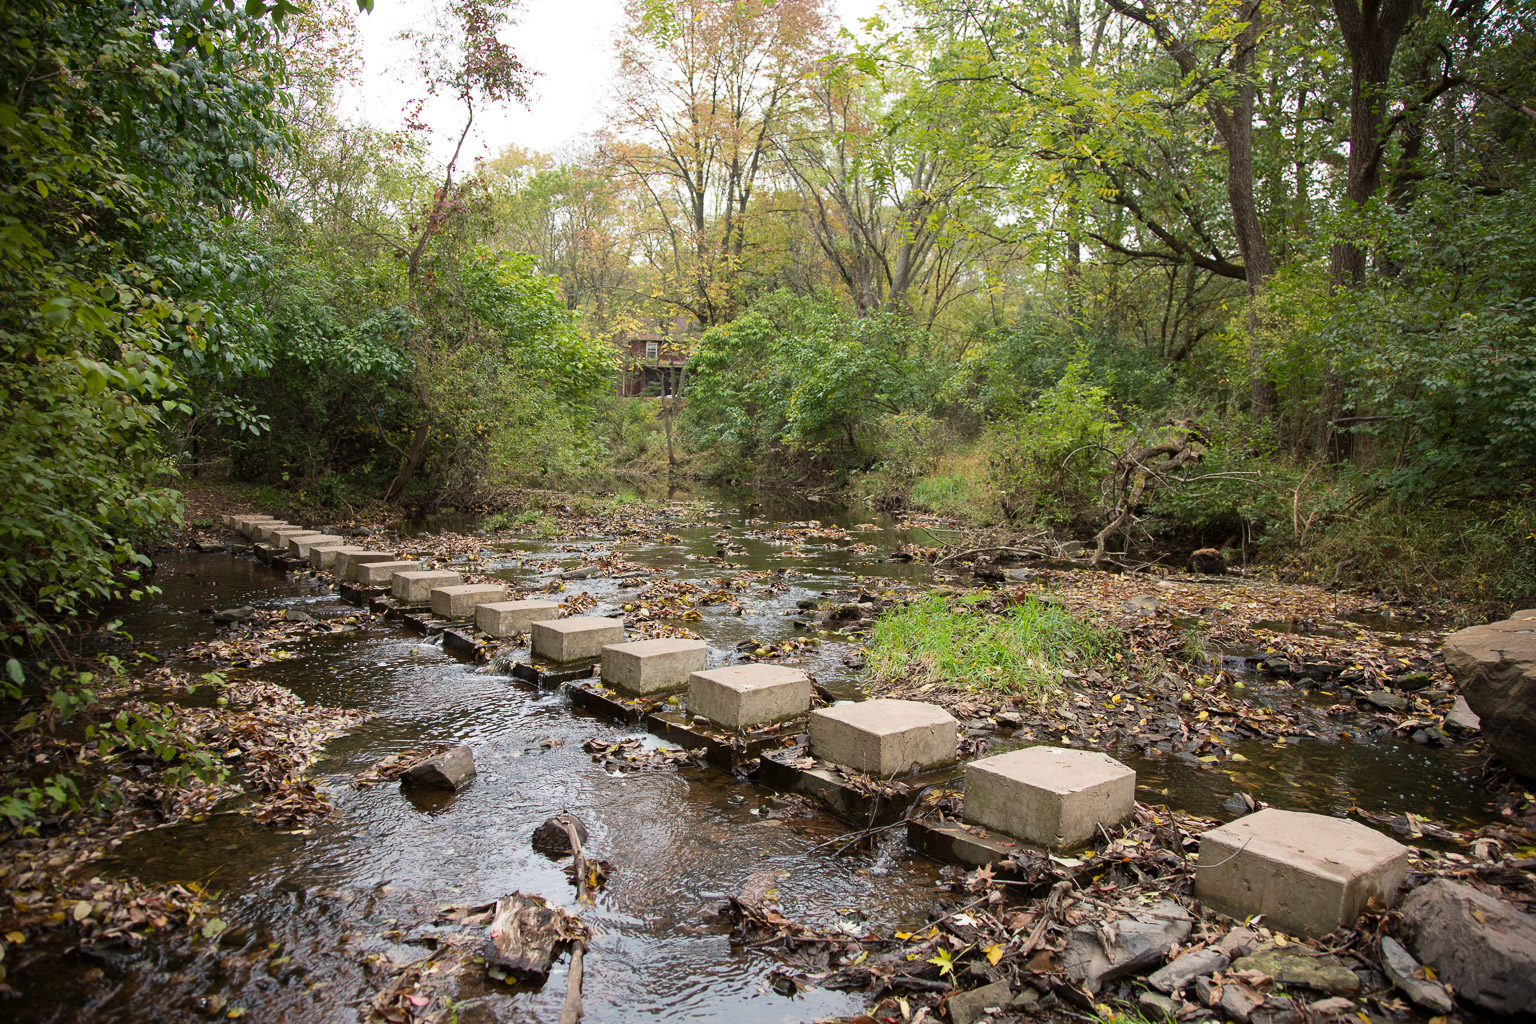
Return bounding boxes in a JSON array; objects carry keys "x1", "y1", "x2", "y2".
[
  {"x1": 604, "y1": 0, "x2": 832, "y2": 326},
  {"x1": 0, "y1": 0, "x2": 288, "y2": 641}
]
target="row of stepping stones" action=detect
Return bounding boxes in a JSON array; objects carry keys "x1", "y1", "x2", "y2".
[{"x1": 223, "y1": 512, "x2": 1412, "y2": 941}]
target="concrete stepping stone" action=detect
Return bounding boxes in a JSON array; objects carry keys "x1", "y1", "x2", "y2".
[
  {"x1": 256, "y1": 523, "x2": 296, "y2": 543},
  {"x1": 599, "y1": 638, "x2": 708, "y2": 696},
  {"x1": 1196, "y1": 807, "x2": 1409, "y2": 938},
  {"x1": 477, "y1": 599, "x2": 559, "y2": 638},
  {"x1": 355, "y1": 560, "x2": 422, "y2": 587},
  {"x1": 531, "y1": 617, "x2": 624, "y2": 663},
  {"x1": 270, "y1": 527, "x2": 322, "y2": 545},
  {"x1": 237, "y1": 516, "x2": 280, "y2": 536},
  {"x1": 963, "y1": 746, "x2": 1135, "y2": 850},
  {"x1": 430, "y1": 583, "x2": 508, "y2": 619},
  {"x1": 393, "y1": 570, "x2": 462, "y2": 604},
  {"x1": 688, "y1": 663, "x2": 809, "y2": 728},
  {"x1": 809, "y1": 699, "x2": 958, "y2": 777},
  {"x1": 289, "y1": 533, "x2": 344, "y2": 557},
  {"x1": 308, "y1": 543, "x2": 353, "y2": 569},
  {"x1": 336, "y1": 550, "x2": 400, "y2": 581}
]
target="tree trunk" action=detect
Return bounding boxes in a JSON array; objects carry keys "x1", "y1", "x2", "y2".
[{"x1": 384, "y1": 422, "x2": 430, "y2": 503}]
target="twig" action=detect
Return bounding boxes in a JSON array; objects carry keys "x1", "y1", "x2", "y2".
[{"x1": 1191, "y1": 836, "x2": 1251, "y2": 869}]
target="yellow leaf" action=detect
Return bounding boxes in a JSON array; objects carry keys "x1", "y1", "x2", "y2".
[
  {"x1": 985, "y1": 944, "x2": 1004, "y2": 966},
  {"x1": 4, "y1": 932, "x2": 22, "y2": 944},
  {"x1": 895, "y1": 931, "x2": 913, "y2": 940}
]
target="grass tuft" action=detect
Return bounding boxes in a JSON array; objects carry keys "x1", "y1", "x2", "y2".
[{"x1": 866, "y1": 593, "x2": 1120, "y2": 700}]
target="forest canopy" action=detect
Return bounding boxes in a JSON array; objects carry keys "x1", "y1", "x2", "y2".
[{"x1": 3, "y1": 0, "x2": 1535, "y2": 644}]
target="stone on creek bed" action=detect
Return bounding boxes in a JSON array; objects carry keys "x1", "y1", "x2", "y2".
[
  {"x1": 1399, "y1": 877, "x2": 1536, "y2": 1015},
  {"x1": 1232, "y1": 946, "x2": 1361, "y2": 996},
  {"x1": 1442, "y1": 610, "x2": 1536, "y2": 782},
  {"x1": 1058, "y1": 899, "x2": 1193, "y2": 992},
  {"x1": 399, "y1": 745, "x2": 476, "y2": 791}
]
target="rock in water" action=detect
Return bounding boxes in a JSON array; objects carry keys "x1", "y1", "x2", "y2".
[
  {"x1": 1190, "y1": 547, "x2": 1226, "y2": 574},
  {"x1": 400, "y1": 745, "x2": 476, "y2": 791},
  {"x1": 531, "y1": 815, "x2": 588, "y2": 856},
  {"x1": 211, "y1": 605, "x2": 256, "y2": 624},
  {"x1": 1442, "y1": 612, "x2": 1536, "y2": 781},
  {"x1": 1400, "y1": 878, "x2": 1536, "y2": 1015}
]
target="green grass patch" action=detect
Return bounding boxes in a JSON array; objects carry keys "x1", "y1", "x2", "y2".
[{"x1": 867, "y1": 593, "x2": 1120, "y2": 699}]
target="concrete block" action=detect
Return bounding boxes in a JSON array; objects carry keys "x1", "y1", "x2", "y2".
[
  {"x1": 809, "y1": 699, "x2": 957, "y2": 776},
  {"x1": 963, "y1": 746, "x2": 1136, "y2": 850},
  {"x1": 392, "y1": 570, "x2": 463, "y2": 604},
  {"x1": 1196, "y1": 808, "x2": 1409, "y2": 938},
  {"x1": 476, "y1": 600, "x2": 559, "y2": 638},
  {"x1": 355, "y1": 559, "x2": 422, "y2": 586},
  {"x1": 531, "y1": 617, "x2": 624, "y2": 662},
  {"x1": 335, "y1": 550, "x2": 399, "y2": 581},
  {"x1": 308, "y1": 543, "x2": 353, "y2": 569},
  {"x1": 687, "y1": 663, "x2": 810, "y2": 727},
  {"x1": 256, "y1": 523, "x2": 296, "y2": 543},
  {"x1": 237, "y1": 516, "x2": 279, "y2": 536},
  {"x1": 270, "y1": 529, "x2": 323, "y2": 549},
  {"x1": 290, "y1": 534, "x2": 344, "y2": 557},
  {"x1": 600, "y1": 638, "x2": 709, "y2": 695},
  {"x1": 430, "y1": 584, "x2": 508, "y2": 619}
]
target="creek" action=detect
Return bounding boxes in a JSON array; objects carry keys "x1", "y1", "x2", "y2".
[{"x1": 8, "y1": 490, "x2": 1503, "y2": 1023}]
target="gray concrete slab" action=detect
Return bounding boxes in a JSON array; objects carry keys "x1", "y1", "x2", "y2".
[
  {"x1": 531, "y1": 617, "x2": 625, "y2": 662},
  {"x1": 429, "y1": 583, "x2": 508, "y2": 619},
  {"x1": 964, "y1": 746, "x2": 1136, "y2": 850},
  {"x1": 809, "y1": 699, "x2": 957, "y2": 776},
  {"x1": 687, "y1": 663, "x2": 810, "y2": 728},
  {"x1": 1196, "y1": 808, "x2": 1409, "y2": 938},
  {"x1": 476, "y1": 599, "x2": 559, "y2": 638},
  {"x1": 600, "y1": 638, "x2": 708, "y2": 695},
  {"x1": 355, "y1": 559, "x2": 423, "y2": 586},
  {"x1": 393, "y1": 570, "x2": 463, "y2": 604}
]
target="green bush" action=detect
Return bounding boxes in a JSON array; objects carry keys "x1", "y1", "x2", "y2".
[{"x1": 981, "y1": 360, "x2": 1127, "y2": 529}]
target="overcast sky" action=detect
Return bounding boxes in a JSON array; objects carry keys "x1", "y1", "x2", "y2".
[{"x1": 333, "y1": 0, "x2": 890, "y2": 164}]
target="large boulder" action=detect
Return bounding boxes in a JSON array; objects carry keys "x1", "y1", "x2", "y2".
[
  {"x1": 1399, "y1": 878, "x2": 1536, "y2": 1015},
  {"x1": 1442, "y1": 611, "x2": 1536, "y2": 781}
]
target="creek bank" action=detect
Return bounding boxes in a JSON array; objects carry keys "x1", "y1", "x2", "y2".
[{"x1": 1443, "y1": 610, "x2": 1536, "y2": 783}]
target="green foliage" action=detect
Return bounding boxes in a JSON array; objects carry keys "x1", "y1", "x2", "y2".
[
  {"x1": 685, "y1": 291, "x2": 936, "y2": 477},
  {"x1": 868, "y1": 593, "x2": 1120, "y2": 699},
  {"x1": 981, "y1": 361, "x2": 1127, "y2": 529},
  {"x1": 0, "y1": 0, "x2": 286, "y2": 640}
]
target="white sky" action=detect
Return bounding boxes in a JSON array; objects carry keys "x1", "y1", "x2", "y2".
[{"x1": 335, "y1": 0, "x2": 891, "y2": 163}]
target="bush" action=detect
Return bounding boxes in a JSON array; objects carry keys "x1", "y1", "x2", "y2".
[{"x1": 981, "y1": 360, "x2": 1127, "y2": 529}]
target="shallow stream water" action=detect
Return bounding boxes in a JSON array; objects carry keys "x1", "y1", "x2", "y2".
[{"x1": 9, "y1": 492, "x2": 1502, "y2": 1023}]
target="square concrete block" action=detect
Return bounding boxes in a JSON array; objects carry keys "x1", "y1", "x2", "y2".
[
  {"x1": 1196, "y1": 808, "x2": 1410, "y2": 938},
  {"x1": 531, "y1": 617, "x2": 625, "y2": 662},
  {"x1": 290, "y1": 534, "x2": 344, "y2": 557},
  {"x1": 238, "y1": 516, "x2": 279, "y2": 536},
  {"x1": 688, "y1": 663, "x2": 810, "y2": 728},
  {"x1": 600, "y1": 638, "x2": 709, "y2": 695},
  {"x1": 355, "y1": 560, "x2": 422, "y2": 586},
  {"x1": 430, "y1": 584, "x2": 508, "y2": 619},
  {"x1": 392, "y1": 570, "x2": 462, "y2": 604},
  {"x1": 476, "y1": 599, "x2": 559, "y2": 638},
  {"x1": 809, "y1": 699, "x2": 958, "y2": 777},
  {"x1": 308, "y1": 543, "x2": 353, "y2": 569},
  {"x1": 256, "y1": 523, "x2": 295, "y2": 543},
  {"x1": 964, "y1": 746, "x2": 1136, "y2": 850},
  {"x1": 336, "y1": 550, "x2": 400, "y2": 581}
]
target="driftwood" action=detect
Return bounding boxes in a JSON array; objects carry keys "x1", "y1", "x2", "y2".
[
  {"x1": 558, "y1": 814, "x2": 590, "y2": 1024},
  {"x1": 484, "y1": 893, "x2": 584, "y2": 981},
  {"x1": 1090, "y1": 424, "x2": 1206, "y2": 565}
]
